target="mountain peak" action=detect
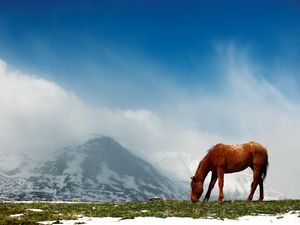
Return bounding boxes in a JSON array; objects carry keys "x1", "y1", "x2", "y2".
[
  {"x1": 85, "y1": 136, "x2": 120, "y2": 146},
  {"x1": 0, "y1": 136, "x2": 185, "y2": 201}
]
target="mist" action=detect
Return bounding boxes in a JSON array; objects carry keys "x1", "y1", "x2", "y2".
[{"x1": 0, "y1": 44, "x2": 299, "y2": 198}]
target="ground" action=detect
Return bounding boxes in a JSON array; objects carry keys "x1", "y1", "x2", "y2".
[{"x1": 0, "y1": 200, "x2": 299, "y2": 225}]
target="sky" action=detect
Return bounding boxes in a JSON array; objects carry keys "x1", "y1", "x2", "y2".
[{"x1": 0, "y1": 1, "x2": 300, "y2": 198}]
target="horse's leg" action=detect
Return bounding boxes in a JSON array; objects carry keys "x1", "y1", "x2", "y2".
[
  {"x1": 259, "y1": 177, "x2": 264, "y2": 201},
  {"x1": 204, "y1": 172, "x2": 217, "y2": 201},
  {"x1": 217, "y1": 169, "x2": 224, "y2": 202},
  {"x1": 247, "y1": 168, "x2": 260, "y2": 202}
]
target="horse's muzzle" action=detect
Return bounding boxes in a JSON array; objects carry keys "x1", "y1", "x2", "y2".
[{"x1": 191, "y1": 198, "x2": 199, "y2": 203}]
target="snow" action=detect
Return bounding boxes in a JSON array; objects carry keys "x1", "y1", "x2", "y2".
[
  {"x1": 38, "y1": 221, "x2": 56, "y2": 225},
  {"x1": 38, "y1": 211, "x2": 300, "y2": 225},
  {"x1": 27, "y1": 208, "x2": 44, "y2": 212},
  {"x1": 10, "y1": 213, "x2": 24, "y2": 218},
  {"x1": 0, "y1": 137, "x2": 284, "y2": 202},
  {"x1": 140, "y1": 209, "x2": 149, "y2": 213},
  {"x1": 2, "y1": 200, "x2": 92, "y2": 204}
]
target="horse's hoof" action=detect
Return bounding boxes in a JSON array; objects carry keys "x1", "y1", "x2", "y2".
[{"x1": 218, "y1": 196, "x2": 224, "y2": 202}]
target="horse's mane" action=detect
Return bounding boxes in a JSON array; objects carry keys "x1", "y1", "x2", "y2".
[
  {"x1": 203, "y1": 144, "x2": 221, "y2": 157},
  {"x1": 195, "y1": 159, "x2": 203, "y2": 174},
  {"x1": 195, "y1": 144, "x2": 219, "y2": 175},
  {"x1": 209, "y1": 143, "x2": 223, "y2": 151}
]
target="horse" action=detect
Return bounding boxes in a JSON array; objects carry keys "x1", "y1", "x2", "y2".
[{"x1": 190, "y1": 142, "x2": 268, "y2": 202}]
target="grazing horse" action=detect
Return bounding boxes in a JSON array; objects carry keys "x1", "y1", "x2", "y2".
[{"x1": 190, "y1": 142, "x2": 268, "y2": 202}]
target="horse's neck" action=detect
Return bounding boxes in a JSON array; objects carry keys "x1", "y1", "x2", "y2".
[{"x1": 195, "y1": 158, "x2": 210, "y2": 182}]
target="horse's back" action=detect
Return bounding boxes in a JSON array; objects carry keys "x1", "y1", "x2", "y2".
[
  {"x1": 207, "y1": 143, "x2": 250, "y2": 172},
  {"x1": 208, "y1": 142, "x2": 267, "y2": 173}
]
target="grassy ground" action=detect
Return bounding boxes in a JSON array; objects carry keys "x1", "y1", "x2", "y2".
[{"x1": 0, "y1": 200, "x2": 299, "y2": 225}]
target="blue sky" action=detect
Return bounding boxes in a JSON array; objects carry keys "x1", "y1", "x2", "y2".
[{"x1": 1, "y1": 0, "x2": 300, "y2": 107}]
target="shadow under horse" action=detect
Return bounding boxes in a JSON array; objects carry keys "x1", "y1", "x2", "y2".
[{"x1": 190, "y1": 141, "x2": 269, "y2": 202}]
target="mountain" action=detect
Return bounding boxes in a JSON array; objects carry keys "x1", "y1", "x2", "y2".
[
  {"x1": 0, "y1": 137, "x2": 186, "y2": 201},
  {"x1": 0, "y1": 136, "x2": 283, "y2": 201}
]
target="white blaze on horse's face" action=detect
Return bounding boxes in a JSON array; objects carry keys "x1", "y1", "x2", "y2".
[{"x1": 190, "y1": 176, "x2": 203, "y2": 202}]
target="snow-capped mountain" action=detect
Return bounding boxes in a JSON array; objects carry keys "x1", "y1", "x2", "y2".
[
  {"x1": 0, "y1": 137, "x2": 186, "y2": 201},
  {"x1": 0, "y1": 136, "x2": 284, "y2": 201}
]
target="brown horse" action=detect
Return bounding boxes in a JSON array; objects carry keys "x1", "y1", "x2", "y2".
[{"x1": 190, "y1": 142, "x2": 268, "y2": 202}]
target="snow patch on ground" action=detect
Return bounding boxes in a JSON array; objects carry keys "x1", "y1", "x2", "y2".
[
  {"x1": 27, "y1": 208, "x2": 44, "y2": 212},
  {"x1": 9, "y1": 213, "x2": 24, "y2": 218},
  {"x1": 38, "y1": 211, "x2": 300, "y2": 225}
]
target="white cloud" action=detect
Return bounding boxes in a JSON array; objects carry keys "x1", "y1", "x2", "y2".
[
  {"x1": 178, "y1": 46, "x2": 300, "y2": 198},
  {"x1": 0, "y1": 43, "x2": 300, "y2": 199},
  {"x1": 0, "y1": 58, "x2": 217, "y2": 170}
]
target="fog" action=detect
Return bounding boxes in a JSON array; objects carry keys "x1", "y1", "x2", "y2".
[{"x1": 0, "y1": 45, "x2": 299, "y2": 198}]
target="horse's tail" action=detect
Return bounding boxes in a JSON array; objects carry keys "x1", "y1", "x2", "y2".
[{"x1": 261, "y1": 154, "x2": 269, "y2": 181}]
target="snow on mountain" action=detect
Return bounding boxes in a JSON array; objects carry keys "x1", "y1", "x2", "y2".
[
  {"x1": 0, "y1": 136, "x2": 283, "y2": 201},
  {"x1": 221, "y1": 171, "x2": 285, "y2": 200},
  {"x1": 0, "y1": 137, "x2": 185, "y2": 201}
]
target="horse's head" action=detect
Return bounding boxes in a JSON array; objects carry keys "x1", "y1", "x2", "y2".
[{"x1": 190, "y1": 176, "x2": 203, "y2": 202}]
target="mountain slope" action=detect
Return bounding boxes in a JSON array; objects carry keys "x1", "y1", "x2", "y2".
[{"x1": 0, "y1": 137, "x2": 185, "y2": 201}]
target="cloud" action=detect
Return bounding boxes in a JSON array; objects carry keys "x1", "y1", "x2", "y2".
[
  {"x1": 0, "y1": 61, "x2": 86, "y2": 157},
  {"x1": 0, "y1": 58, "x2": 217, "y2": 171},
  {"x1": 178, "y1": 45, "x2": 300, "y2": 197},
  {"x1": 0, "y1": 42, "x2": 300, "y2": 198}
]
